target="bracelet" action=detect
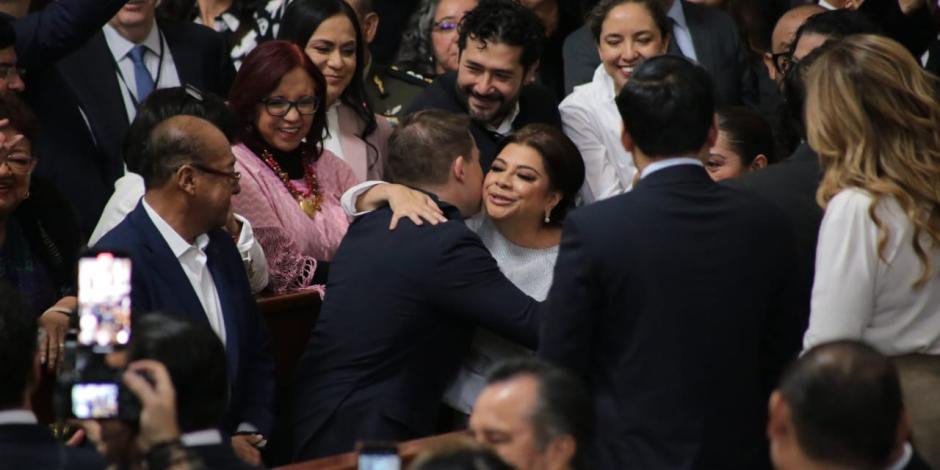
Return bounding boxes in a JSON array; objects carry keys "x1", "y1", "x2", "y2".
[{"x1": 44, "y1": 306, "x2": 73, "y2": 318}]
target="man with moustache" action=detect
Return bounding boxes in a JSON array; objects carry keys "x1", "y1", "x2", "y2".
[
  {"x1": 405, "y1": 0, "x2": 562, "y2": 171},
  {"x1": 29, "y1": 0, "x2": 235, "y2": 237}
]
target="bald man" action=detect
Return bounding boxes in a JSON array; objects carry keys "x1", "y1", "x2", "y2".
[{"x1": 763, "y1": 4, "x2": 824, "y2": 83}]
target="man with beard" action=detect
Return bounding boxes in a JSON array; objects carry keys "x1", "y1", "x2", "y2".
[{"x1": 404, "y1": 0, "x2": 562, "y2": 171}]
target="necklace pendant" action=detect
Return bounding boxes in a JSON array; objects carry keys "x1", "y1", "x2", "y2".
[{"x1": 300, "y1": 198, "x2": 318, "y2": 218}]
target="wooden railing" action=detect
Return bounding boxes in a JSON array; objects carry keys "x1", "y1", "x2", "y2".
[{"x1": 274, "y1": 432, "x2": 470, "y2": 470}]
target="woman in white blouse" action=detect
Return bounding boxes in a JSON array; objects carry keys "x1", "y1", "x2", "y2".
[
  {"x1": 802, "y1": 35, "x2": 940, "y2": 465},
  {"x1": 559, "y1": 0, "x2": 670, "y2": 204}
]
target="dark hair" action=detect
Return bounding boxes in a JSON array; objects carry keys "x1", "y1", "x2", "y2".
[
  {"x1": 457, "y1": 0, "x2": 545, "y2": 70},
  {"x1": 0, "y1": 16, "x2": 14, "y2": 49},
  {"x1": 780, "y1": 42, "x2": 831, "y2": 144},
  {"x1": 792, "y1": 9, "x2": 881, "y2": 52},
  {"x1": 411, "y1": 447, "x2": 514, "y2": 470},
  {"x1": 228, "y1": 40, "x2": 328, "y2": 155},
  {"x1": 388, "y1": 109, "x2": 474, "y2": 187},
  {"x1": 157, "y1": 0, "x2": 260, "y2": 48},
  {"x1": 779, "y1": 341, "x2": 902, "y2": 469},
  {"x1": 615, "y1": 55, "x2": 714, "y2": 157},
  {"x1": 125, "y1": 86, "x2": 239, "y2": 174},
  {"x1": 278, "y1": 0, "x2": 379, "y2": 150},
  {"x1": 716, "y1": 106, "x2": 777, "y2": 166},
  {"x1": 0, "y1": 283, "x2": 36, "y2": 409},
  {"x1": 346, "y1": 0, "x2": 375, "y2": 15},
  {"x1": 0, "y1": 92, "x2": 39, "y2": 145},
  {"x1": 486, "y1": 358, "x2": 593, "y2": 470},
  {"x1": 588, "y1": 0, "x2": 670, "y2": 45},
  {"x1": 138, "y1": 116, "x2": 216, "y2": 190},
  {"x1": 128, "y1": 314, "x2": 229, "y2": 432},
  {"x1": 497, "y1": 125, "x2": 585, "y2": 226}
]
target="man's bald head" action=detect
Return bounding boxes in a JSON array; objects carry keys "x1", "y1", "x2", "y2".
[
  {"x1": 139, "y1": 115, "x2": 225, "y2": 190},
  {"x1": 764, "y1": 4, "x2": 824, "y2": 83}
]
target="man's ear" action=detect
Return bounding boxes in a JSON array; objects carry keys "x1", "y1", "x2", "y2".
[
  {"x1": 361, "y1": 12, "x2": 380, "y2": 44},
  {"x1": 763, "y1": 52, "x2": 778, "y2": 82},
  {"x1": 620, "y1": 125, "x2": 636, "y2": 153},
  {"x1": 452, "y1": 155, "x2": 467, "y2": 182},
  {"x1": 524, "y1": 60, "x2": 540, "y2": 85},
  {"x1": 767, "y1": 391, "x2": 791, "y2": 441},
  {"x1": 176, "y1": 165, "x2": 198, "y2": 196},
  {"x1": 750, "y1": 154, "x2": 768, "y2": 171},
  {"x1": 546, "y1": 435, "x2": 577, "y2": 468}
]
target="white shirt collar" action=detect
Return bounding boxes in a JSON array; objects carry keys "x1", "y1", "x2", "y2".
[
  {"x1": 180, "y1": 429, "x2": 224, "y2": 447},
  {"x1": 485, "y1": 102, "x2": 521, "y2": 136},
  {"x1": 886, "y1": 443, "x2": 914, "y2": 470},
  {"x1": 141, "y1": 199, "x2": 210, "y2": 259},
  {"x1": 593, "y1": 64, "x2": 617, "y2": 101},
  {"x1": 667, "y1": 0, "x2": 688, "y2": 32},
  {"x1": 0, "y1": 409, "x2": 38, "y2": 426},
  {"x1": 640, "y1": 156, "x2": 703, "y2": 179},
  {"x1": 818, "y1": 0, "x2": 838, "y2": 10},
  {"x1": 103, "y1": 20, "x2": 162, "y2": 62}
]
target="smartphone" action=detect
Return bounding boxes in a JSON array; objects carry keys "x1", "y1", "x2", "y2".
[
  {"x1": 358, "y1": 442, "x2": 401, "y2": 470},
  {"x1": 77, "y1": 251, "x2": 132, "y2": 352},
  {"x1": 70, "y1": 382, "x2": 119, "y2": 419}
]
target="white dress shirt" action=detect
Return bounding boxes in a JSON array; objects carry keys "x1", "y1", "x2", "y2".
[
  {"x1": 323, "y1": 103, "x2": 346, "y2": 161},
  {"x1": 0, "y1": 410, "x2": 38, "y2": 425},
  {"x1": 103, "y1": 21, "x2": 182, "y2": 122},
  {"x1": 485, "y1": 103, "x2": 521, "y2": 137},
  {"x1": 90, "y1": 173, "x2": 269, "y2": 293},
  {"x1": 640, "y1": 157, "x2": 703, "y2": 179},
  {"x1": 818, "y1": 0, "x2": 838, "y2": 10},
  {"x1": 180, "y1": 429, "x2": 224, "y2": 447},
  {"x1": 559, "y1": 65, "x2": 635, "y2": 204},
  {"x1": 142, "y1": 199, "x2": 227, "y2": 346},
  {"x1": 805, "y1": 189, "x2": 940, "y2": 355},
  {"x1": 667, "y1": 0, "x2": 699, "y2": 63}
]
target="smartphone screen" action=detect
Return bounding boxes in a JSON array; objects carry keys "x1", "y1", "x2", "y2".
[
  {"x1": 77, "y1": 252, "x2": 132, "y2": 351},
  {"x1": 358, "y1": 447, "x2": 401, "y2": 470},
  {"x1": 71, "y1": 383, "x2": 119, "y2": 419}
]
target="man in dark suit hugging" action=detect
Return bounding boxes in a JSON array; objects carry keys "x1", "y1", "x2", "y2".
[
  {"x1": 539, "y1": 55, "x2": 804, "y2": 469},
  {"x1": 287, "y1": 109, "x2": 541, "y2": 460}
]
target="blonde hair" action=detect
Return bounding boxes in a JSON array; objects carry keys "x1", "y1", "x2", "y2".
[{"x1": 805, "y1": 34, "x2": 940, "y2": 288}]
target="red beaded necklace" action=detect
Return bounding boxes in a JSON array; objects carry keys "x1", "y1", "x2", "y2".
[{"x1": 259, "y1": 147, "x2": 323, "y2": 219}]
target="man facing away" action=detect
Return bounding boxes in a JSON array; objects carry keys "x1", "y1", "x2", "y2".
[
  {"x1": 286, "y1": 109, "x2": 540, "y2": 460},
  {"x1": 539, "y1": 55, "x2": 804, "y2": 469}
]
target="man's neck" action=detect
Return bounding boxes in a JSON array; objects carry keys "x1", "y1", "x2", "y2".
[
  {"x1": 143, "y1": 192, "x2": 201, "y2": 244},
  {"x1": 112, "y1": 19, "x2": 156, "y2": 45}
]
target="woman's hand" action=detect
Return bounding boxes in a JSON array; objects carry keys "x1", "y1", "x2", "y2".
[
  {"x1": 381, "y1": 184, "x2": 447, "y2": 230},
  {"x1": 39, "y1": 296, "x2": 76, "y2": 370}
]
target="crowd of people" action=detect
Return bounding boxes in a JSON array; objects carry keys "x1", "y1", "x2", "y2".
[{"x1": 1, "y1": 0, "x2": 939, "y2": 468}]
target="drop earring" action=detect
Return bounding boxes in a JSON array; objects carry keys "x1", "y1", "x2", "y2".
[{"x1": 544, "y1": 209, "x2": 551, "y2": 223}]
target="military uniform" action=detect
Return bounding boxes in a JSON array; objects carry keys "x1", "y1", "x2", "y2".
[{"x1": 364, "y1": 63, "x2": 434, "y2": 123}]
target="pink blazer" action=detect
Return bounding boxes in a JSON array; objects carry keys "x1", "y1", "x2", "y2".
[{"x1": 337, "y1": 103, "x2": 393, "y2": 181}]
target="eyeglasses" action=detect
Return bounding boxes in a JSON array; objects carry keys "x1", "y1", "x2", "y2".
[
  {"x1": 0, "y1": 64, "x2": 26, "y2": 81},
  {"x1": 261, "y1": 96, "x2": 319, "y2": 117},
  {"x1": 432, "y1": 19, "x2": 459, "y2": 33},
  {"x1": 0, "y1": 152, "x2": 34, "y2": 174},
  {"x1": 190, "y1": 163, "x2": 241, "y2": 187},
  {"x1": 771, "y1": 51, "x2": 793, "y2": 75}
]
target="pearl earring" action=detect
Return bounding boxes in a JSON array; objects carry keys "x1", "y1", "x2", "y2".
[{"x1": 544, "y1": 209, "x2": 551, "y2": 223}]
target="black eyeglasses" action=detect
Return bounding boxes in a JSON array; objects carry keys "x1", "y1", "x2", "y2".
[
  {"x1": 261, "y1": 96, "x2": 319, "y2": 117},
  {"x1": 190, "y1": 163, "x2": 241, "y2": 187},
  {"x1": 771, "y1": 51, "x2": 793, "y2": 75}
]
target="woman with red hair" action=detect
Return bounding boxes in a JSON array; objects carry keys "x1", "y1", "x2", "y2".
[{"x1": 229, "y1": 40, "x2": 358, "y2": 291}]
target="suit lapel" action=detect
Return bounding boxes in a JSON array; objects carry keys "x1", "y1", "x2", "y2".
[
  {"x1": 127, "y1": 204, "x2": 211, "y2": 327},
  {"x1": 205, "y1": 232, "x2": 241, "y2": 380},
  {"x1": 160, "y1": 21, "x2": 203, "y2": 89}
]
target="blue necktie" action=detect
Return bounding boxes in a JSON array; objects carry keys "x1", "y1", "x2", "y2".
[{"x1": 128, "y1": 45, "x2": 154, "y2": 102}]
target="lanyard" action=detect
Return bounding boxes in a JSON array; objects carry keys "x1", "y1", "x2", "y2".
[{"x1": 113, "y1": 28, "x2": 167, "y2": 108}]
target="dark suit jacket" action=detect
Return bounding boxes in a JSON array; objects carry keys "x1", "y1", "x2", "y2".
[
  {"x1": 13, "y1": 0, "x2": 127, "y2": 71},
  {"x1": 404, "y1": 71, "x2": 562, "y2": 171},
  {"x1": 0, "y1": 423, "x2": 106, "y2": 470},
  {"x1": 29, "y1": 20, "x2": 235, "y2": 238},
  {"x1": 562, "y1": 1, "x2": 743, "y2": 105},
  {"x1": 288, "y1": 198, "x2": 540, "y2": 460},
  {"x1": 540, "y1": 164, "x2": 803, "y2": 469},
  {"x1": 724, "y1": 142, "x2": 823, "y2": 334},
  {"x1": 94, "y1": 203, "x2": 275, "y2": 435}
]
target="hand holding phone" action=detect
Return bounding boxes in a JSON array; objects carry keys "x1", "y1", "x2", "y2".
[{"x1": 122, "y1": 360, "x2": 179, "y2": 453}]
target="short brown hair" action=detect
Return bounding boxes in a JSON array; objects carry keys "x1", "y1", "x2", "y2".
[{"x1": 388, "y1": 110, "x2": 474, "y2": 187}]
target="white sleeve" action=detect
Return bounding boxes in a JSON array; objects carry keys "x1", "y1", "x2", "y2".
[
  {"x1": 560, "y1": 101, "x2": 627, "y2": 204},
  {"x1": 339, "y1": 180, "x2": 386, "y2": 216},
  {"x1": 804, "y1": 190, "x2": 878, "y2": 350},
  {"x1": 233, "y1": 214, "x2": 269, "y2": 294},
  {"x1": 89, "y1": 174, "x2": 145, "y2": 245}
]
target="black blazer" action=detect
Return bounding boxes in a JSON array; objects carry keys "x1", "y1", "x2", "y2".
[
  {"x1": 539, "y1": 164, "x2": 804, "y2": 469},
  {"x1": 287, "y1": 198, "x2": 540, "y2": 460},
  {"x1": 724, "y1": 142, "x2": 823, "y2": 333},
  {"x1": 29, "y1": 20, "x2": 235, "y2": 237},
  {"x1": 562, "y1": 1, "x2": 743, "y2": 105},
  {"x1": 0, "y1": 423, "x2": 106, "y2": 470},
  {"x1": 404, "y1": 71, "x2": 562, "y2": 171},
  {"x1": 94, "y1": 203, "x2": 275, "y2": 435},
  {"x1": 13, "y1": 0, "x2": 127, "y2": 71}
]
